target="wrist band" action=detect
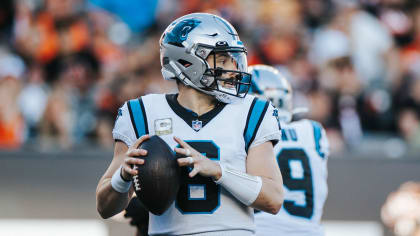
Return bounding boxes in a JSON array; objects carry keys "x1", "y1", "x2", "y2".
[
  {"x1": 120, "y1": 168, "x2": 131, "y2": 182},
  {"x1": 215, "y1": 164, "x2": 262, "y2": 206},
  {"x1": 111, "y1": 167, "x2": 132, "y2": 193}
]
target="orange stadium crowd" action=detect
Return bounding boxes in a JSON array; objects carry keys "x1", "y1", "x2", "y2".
[{"x1": 0, "y1": 0, "x2": 419, "y2": 156}]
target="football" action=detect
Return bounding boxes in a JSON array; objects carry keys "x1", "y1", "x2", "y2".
[{"x1": 131, "y1": 135, "x2": 180, "y2": 215}]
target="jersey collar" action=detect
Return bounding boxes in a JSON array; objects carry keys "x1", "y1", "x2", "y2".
[{"x1": 165, "y1": 94, "x2": 226, "y2": 132}]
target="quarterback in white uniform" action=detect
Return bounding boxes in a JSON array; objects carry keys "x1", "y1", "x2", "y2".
[
  {"x1": 249, "y1": 65, "x2": 329, "y2": 236},
  {"x1": 96, "y1": 14, "x2": 284, "y2": 236}
]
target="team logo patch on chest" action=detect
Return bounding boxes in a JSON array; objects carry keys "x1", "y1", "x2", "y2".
[
  {"x1": 192, "y1": 120, "x2": 202, "y2": 131},
  {"x1": 154, "y1": 118, "x2": 173, "y2": 136}
]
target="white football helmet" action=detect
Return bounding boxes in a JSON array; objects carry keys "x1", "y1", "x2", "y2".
[
  {"x1": 248, "y1": 65, "x2": 294, "y2": 123},
  {"x1": 160, "y1": 13, "x2": 252, "y2": 103}
]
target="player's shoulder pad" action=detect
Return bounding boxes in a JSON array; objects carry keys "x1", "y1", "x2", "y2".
[
  {"x1": 112, "y1": 101, "x2": 137, "y2": 146},
  {"x1": 142, "y1": 93, "x2": 165, "y2": 100},
  {"x1": 243, "y1": 94, "x2": 257, "y2": 102},
  {"x1": 243, "y1": 96, "x2": 271, "y2": 152},
  {"x1": 126, "y1": 96, "x2": 149, "y2": 139}
]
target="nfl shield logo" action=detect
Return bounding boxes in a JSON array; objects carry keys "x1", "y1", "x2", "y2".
[{"x1": 192, "y1": 120, "x2": 202, "y2": 131}]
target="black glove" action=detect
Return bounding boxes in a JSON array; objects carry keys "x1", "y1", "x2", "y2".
[{"x1": 124, "y1": 197, "x2": 149, "y2": 235}]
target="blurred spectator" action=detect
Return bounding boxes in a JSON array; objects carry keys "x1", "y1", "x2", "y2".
[
  {"x1": 89, "y1": 0, "x2": 158, "y2": 33},
  {"x1": 333, "y1": 0, "x2": 395, "y2": 85},
  {"x1": 87, "y1": 9, "x2": 123, "y2": 75},
  {"x1": 40, "y1": 52, "x2": 98, "y2": 149},
  {"x1": 251, "y1": 0, "x2": 303, "y2": 66},
  {"x1": 18, "y1": 63, "x2": 48, "y2": 140},
  {"x1": 14, "y1": 0, "x2": 89, "y2": 63},
  {"x1": 309, "y1": 20, "x2": 364, "y2": 150},
  {"x1": 399, "y1": 4, "x2": 420, "y2": 79},
  {"x1": 397, "y1": 108, "x2": 420, "y2": 156},
  {"x1": 382, "y1": 181, "x2": 420, "y2": 236},
  {"x1": 0, "y1": 0, "x2": 418, "y2": 154},
  {"x1": 0, "y1": 0, "x2": 15, "y2": 42},
  {"x1": 301, "y1": 0, "x2": 334, "y2": 31},
  {"x1": 0, "y1": 52, "x2": 26, "y2": 149}
]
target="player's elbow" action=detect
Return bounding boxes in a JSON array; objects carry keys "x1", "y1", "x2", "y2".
[
  {"x1": 260, "y1": 197, "x2": 282, "y2": 215},
  {"x1": 256, "y1": 179, "x2": 284, "y2": 214},
  {"x1": 268, "y1": 184, "x2": 284, "y2": 215},
  {"x1": 268, "y1": 198, "x2": 283, "y2": 215},
  {"x1": 96, "y1": 198, "x2": 117, "y2": 219},
  {"x1": 97, "y1": 204, "x2": 112, "y2": 219},
  {"x1": 96, "y1": 194, "x2": 108, "y2": 218},
  {"x1": 98, "y1": 211, "x2": 110, "y2": 219},
  {"x1": 269, "y1": 201, "x2": 283, "y2": 215}
]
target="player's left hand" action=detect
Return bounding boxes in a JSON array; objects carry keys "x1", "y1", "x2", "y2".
[{"x1": 174, "y1": 136, "x2": 222, "y2": 179}]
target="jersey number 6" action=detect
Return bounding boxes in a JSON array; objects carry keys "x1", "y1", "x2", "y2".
[{"x1": 175, "y1": 140, "x2": 220, "y2": 214}]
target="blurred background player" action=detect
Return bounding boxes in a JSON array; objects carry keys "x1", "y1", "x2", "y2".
[
  {"x1": 249, "y1": 65, "x2": 329, "y2": 236},
  {"x1": 96, "y1": 13, "x2": 284, "y2": 235}
]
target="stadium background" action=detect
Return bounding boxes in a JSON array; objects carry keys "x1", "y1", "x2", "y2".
[{"x1": 0, "y1": 0, "x2": 419, "y2": 235}]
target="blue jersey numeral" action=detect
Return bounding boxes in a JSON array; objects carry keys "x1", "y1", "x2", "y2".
[
  {"x1": 281, "y1": 128, "x2": 298, "y2": 142},
  {"x1": 175, "y1": 141, "x2": 220, "y2": 214}
]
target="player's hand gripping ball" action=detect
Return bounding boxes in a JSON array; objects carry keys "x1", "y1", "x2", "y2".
[{"x1": 132, "y1": 135, "x2": 181, "y2": 215}]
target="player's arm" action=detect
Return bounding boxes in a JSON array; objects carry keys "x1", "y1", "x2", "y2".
[
  {"x1": 96, "y1": 101, "x2": 148, "y2": 218},
  {"x1": 246, "y1": 141, "x2": 283, "y2": 214},
  {"x1": 242, "y1": 102, "x2": 283, "y2": 214},
  {"x1": 96, "y1": 137, "x2": 149, "y2": 219}
]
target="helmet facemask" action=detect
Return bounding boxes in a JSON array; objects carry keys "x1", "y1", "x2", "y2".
[{"x1": 195, "y1": 44, "x2": 252, "y2": 102}]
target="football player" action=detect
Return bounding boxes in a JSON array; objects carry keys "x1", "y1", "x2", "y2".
[
  {"x1": 249, "y1": 65, "x2": 329, "y2": 236},
  {"x1": 96, "y1": 13, "x2": 284, "y2": 235}
]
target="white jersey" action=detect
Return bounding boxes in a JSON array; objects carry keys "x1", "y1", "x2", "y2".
[
  {"x1": 113, "y1": 93, "x2": 281, "y2": 236},
  {"x1": 255, "y1": 119, "x2": 329, "y2": 236}
]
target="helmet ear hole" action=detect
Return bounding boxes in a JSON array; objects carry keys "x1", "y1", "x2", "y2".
[
  {"x1": 200, "y1": 76, "x2": 214, "y2": 87},
  {"x1": 178, "y1": 59, "x2": 192, "y2": 68},
  {"x1": 163, "y1": 57, "x2": 170, "y2": 65}
]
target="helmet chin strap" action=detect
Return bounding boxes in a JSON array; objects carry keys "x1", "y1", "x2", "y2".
[
  {"x1": 215, "y1": 93, "x2": 241, "y2": 104},
  {"x1": 161, "y1": 68, "x2": 176, "y2": 81},
  {"x1": 183, "y1": 80, "x2": 237, "y2": 104}
]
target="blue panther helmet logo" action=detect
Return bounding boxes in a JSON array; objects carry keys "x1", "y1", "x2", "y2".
[{"x1": 163, "y1": 19, "x2": 201, "y2": 47}]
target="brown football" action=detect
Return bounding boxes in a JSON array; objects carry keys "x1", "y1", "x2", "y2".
[{"x1": 132, "y1": 135, "x2": 180, "y2": 215}]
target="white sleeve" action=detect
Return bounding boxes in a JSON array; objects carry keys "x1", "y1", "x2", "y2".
[
  {"x1": 249, "y1": 104, "x2": 281, "y2": 149},
  {"x1": 319, "y1": 125, "x2": 330, "y2": 159},
  {"x1": 319, "y1": 125, "x2": 329, "y2": 180},
  {"x1": 112, "y1": 102, "x2": 137, "y2": 147}
]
